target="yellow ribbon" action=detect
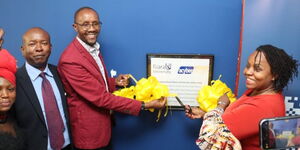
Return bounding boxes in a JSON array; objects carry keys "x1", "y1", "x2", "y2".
[
  {"x1": 196, "y1": 75, "x2": 236, "y2": 112},
  {"x1": 113, "y1": 75, "x2": 175, "y2": 121}
]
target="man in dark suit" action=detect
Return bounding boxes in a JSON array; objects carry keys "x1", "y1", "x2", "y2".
[{"x1": 13, "y1": 27, "x2": 72, "y2": 150}]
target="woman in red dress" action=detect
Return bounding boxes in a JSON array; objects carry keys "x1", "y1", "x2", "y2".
[{"x1": 186, "y1": 45, "x2": 299, "y2": 150}]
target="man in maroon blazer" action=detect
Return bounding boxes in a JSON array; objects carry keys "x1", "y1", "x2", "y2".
[{"x1": 58, "y1": 7, "x2": 166, "y2": 150}]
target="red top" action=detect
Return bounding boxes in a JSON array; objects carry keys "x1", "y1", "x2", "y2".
[
  {"x1": 291, "y1": 136, "x2": 300, "y2": 145},
  {"x1": 223, "y1": 90, "x2": 285, "y2": 150}
]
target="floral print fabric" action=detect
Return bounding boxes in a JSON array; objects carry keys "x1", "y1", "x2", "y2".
[{"x1": 196, "y1": 108, "x2": 242, "y2": 150}]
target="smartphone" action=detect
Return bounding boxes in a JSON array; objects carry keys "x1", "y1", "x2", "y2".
[{"x1": 259, "y1": 115, "x2": 300, "y2": 150}]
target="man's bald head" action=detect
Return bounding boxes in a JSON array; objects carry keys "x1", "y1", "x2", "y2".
[
  {"x1": 22, "y1": 27, "x2": 51, "y2": 45},
  {"x1": 21, "y1": 27, "x2": 52, "y2": 71},
  {"x1": 74, "y1": 7, "x2": 99, "y2": 23}
]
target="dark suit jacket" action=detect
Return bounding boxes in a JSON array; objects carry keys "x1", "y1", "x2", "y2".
[{"x1": 13, "y1": 64, "x2": 71, "y2": 150}]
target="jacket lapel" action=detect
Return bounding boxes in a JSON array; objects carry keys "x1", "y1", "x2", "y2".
[
  {"x1": 73, "y1": 39, "x2": 101, "y2": 74},
  {"x1": 98, "y1": 53, "x2": 112, "y2": 92},
  {"x1": 18, "y1": 65, "x2": 46, "y2": 124},
  {"x1": 73, "y1": 38, "x2": 111, "y2": 91}
]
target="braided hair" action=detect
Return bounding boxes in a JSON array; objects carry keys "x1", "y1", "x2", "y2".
[{"x1": 255, "y1": 45, "x2": 298, "y2": 92}]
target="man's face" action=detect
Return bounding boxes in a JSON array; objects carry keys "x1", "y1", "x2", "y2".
[
  {"x1": 73, "y1": 9, "x2": 101, "y2": 46},
  {"x1": 21, "y1": 28, "x2": 51, "y2": 70}
]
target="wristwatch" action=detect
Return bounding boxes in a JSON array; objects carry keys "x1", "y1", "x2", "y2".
[{"x1": 141, "y1": 102, "x2": 145, "y2": 110}]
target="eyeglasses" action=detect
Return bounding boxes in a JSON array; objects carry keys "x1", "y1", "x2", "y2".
[{"x1": 75, "y1": 21, "x2": 102, "y2": 29}]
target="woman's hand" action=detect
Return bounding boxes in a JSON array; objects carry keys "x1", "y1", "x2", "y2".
[
  {"x1": 185, "y1": 105, "x2": 205, "y2": 119},
  {"x1": 217, "y1": 92, "x2": 230, "y2": 110}
]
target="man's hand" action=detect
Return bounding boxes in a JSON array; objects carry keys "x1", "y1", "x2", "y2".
[
  {"x1": 115, "y1": 74, "x2": 130, "y2": 87},
  {"x1": 145, "y1": 97, "x2": 167, "y2": 109}
]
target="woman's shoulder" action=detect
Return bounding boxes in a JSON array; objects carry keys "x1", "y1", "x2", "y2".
[
  {"x1": 238, "y1": 91, "x2": 285, "y2": 110},
  {"x1": 255, "y1": 93, "x2": 284, "y2": 104},
  {"x1": 240, "y1": 90, "x2": 284, "y2": 102},
  {"x1": 239, "y1": 91, "x2": 285, "y2": 116}
]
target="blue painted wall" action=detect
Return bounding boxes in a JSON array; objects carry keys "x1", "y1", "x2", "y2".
[
  {"x1": 237, "y1": 0, "x2": 300, "y2": 116},
  {"x1": 0, "y1": 0, "x2": 242, "y2": 149}
]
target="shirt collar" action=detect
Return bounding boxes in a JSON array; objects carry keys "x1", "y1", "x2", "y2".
[
  {"x1": 76, "y1": 36, "x2": 100, "y2": 54},
  {"x1": 25, "y1": 62, "x2": 53, "y2": 81}
]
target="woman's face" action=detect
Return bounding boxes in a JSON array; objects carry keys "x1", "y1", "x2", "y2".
[
  {"x1": 243, "y1": 51, "x2": 275, "y2": 93},
  {"x1": 0, "y1": 77, "x2": 16, "y2": 112}
]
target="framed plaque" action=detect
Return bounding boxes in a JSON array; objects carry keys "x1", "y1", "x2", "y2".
[{"x1": 147, "y1": 54, "x2": 214, "y2": 110}]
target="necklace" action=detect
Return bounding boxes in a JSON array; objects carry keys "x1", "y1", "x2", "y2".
[{"x1": 0, "y1": 113, "x2": 8, "y2": 124}]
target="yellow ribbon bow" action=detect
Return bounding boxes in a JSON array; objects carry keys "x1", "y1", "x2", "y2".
[
  {"x1": 196, "y1": 75, "x2": 236, "y2": 112},
  {"x1": 113, "y1": 75, "x2": 175, "y2": 121}
]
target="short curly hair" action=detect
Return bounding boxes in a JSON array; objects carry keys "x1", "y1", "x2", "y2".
[{"x1": 255, "y1": 45, "x2": 299, "y2": 92}]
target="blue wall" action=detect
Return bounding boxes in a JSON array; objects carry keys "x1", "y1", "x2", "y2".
[
  {"x1": 0, "y1": 0, "x2": 242, "y2": 149},
  {"x1": 237, "y1": 0, "x2": 300, "y2": 116}
]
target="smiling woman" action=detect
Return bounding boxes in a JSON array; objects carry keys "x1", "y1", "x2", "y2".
[
  {"x1": 0, "y1": 41, "x2": 24, "y2": 150},
  {"x1": 185, "y1": 44, "x2": 299, "y2": 150}
]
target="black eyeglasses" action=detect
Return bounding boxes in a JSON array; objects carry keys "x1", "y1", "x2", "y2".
[{"x1": 75, "y1": 21, "x2": 102, "y2": 29}]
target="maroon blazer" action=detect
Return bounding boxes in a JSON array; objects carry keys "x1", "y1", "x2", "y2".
[{"x1": 58, "y1": 38, "x2": 142, "y2": 149}]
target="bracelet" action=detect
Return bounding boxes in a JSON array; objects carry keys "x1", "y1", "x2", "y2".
[
  {"x1": 215, "y1": 107, "x2": 224, "y2": 114},
  {"x1": 217, "y1": 101, "x2": 227, "y2": 106}
]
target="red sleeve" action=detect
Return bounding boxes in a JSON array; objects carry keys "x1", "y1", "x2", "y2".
[
  {"x1": 58, "y1": 60, "x2": 142, "y2": 116},
  {"x1": 108, "y1": 77, "x2": 116, "y2": 92},
  {"x1": 222, "y1": 95, "x2": 284, "y2": 140}
]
